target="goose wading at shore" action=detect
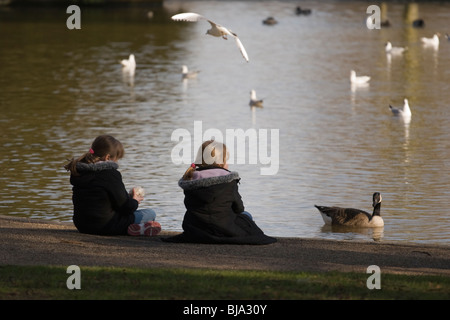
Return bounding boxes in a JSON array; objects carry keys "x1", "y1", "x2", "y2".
[
  {"x1": 314, "y1": 192, "x2": 384, "y2": 227},
  {"x1": 350, "y1": 70, "x2": 370, "y2": 85},
  {"x1": 390, "y1": 98, "x2": 412, "y2": 120},
  {"x1": 171, "y1": 12, "x2": 249, "y2": 62}
]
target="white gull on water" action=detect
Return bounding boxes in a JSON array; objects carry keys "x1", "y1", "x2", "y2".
[
  {"x1": 385, "y1": 41, "x2": 406, "y2": 55},
  {"x1": 120, "y1": 54, "x2": 136, "y2": 74},
  {"x1": 421, "y1": 33, "x2": 440, "y2": 47},
  {"x1": 120, "y1": 54, "x2": 136, "y2": 86},
  {"x1": 389, "y1": 98, "x2": 412, "y2": 121},
  {"x1": 350, "y1": 70, "x2": 370, "y2": 85},
  {"x1": 249, "y1": 89, "x2": 263, "y2": 108},
  {"x1": 181, "y1": 65, "x2": 200, "y2": 80}
]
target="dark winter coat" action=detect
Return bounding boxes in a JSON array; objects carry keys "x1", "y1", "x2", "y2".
[
  {"x1": 69, "y1": 161, "x2": 136, "y2": 235},
  {"x1": 164, "y1": 167, "x2": 276, "y2": 245}
]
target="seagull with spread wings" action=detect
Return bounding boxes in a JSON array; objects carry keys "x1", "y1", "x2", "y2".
[{"x1": 171, "y1": 12, "x2": 249, "y2": 62}]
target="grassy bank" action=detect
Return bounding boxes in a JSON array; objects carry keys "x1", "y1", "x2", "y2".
[{"x1": 1, "y1": 265, "x2": 449, "y2": 300}]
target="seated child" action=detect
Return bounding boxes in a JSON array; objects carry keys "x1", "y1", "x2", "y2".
[
  {"x1": 164, "y1": 140, "x2": 276, "y2": 245},
  {"x1": 64, "y1": 135, "x2": 161, "y2": 236}
]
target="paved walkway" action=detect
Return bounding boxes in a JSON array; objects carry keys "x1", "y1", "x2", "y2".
[{"x1": 1, "y1": 215, "x2": 449, "y2": 276}]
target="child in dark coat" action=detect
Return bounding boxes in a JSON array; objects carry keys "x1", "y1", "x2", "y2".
[
  {"x1": 65, "y1": 135, "x2": 161, "y2": 236},
  {"x1": 164, "y1": 140, "x2": 276, "y2": 245}
]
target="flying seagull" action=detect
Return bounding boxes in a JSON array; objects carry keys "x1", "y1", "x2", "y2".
[{"x1": 171, "y1": 12, "x2": 249, "y2": 62}]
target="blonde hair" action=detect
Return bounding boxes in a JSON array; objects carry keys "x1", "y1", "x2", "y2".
[
  {"x1": 64, "y1": 135, "x2": 124, "y2": 176},
  {"x1": 182, "y1": 140, "x2": 228, "y2": 180}
]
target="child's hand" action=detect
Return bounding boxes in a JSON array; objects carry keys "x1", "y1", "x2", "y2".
[{"x1": 130, "y1": 187, "x2": 145, "y2": 204}]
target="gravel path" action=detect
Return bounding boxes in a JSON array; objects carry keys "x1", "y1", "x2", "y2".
[{"x1": 1, "y1": 215, "x2": 449, "y2": 276}]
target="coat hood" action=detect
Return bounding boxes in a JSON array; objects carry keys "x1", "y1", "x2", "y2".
[
  {"x1": 71, "y1": 161, "x2": 119, "y2": 188},
  {"x1": 178, "y1": 169, "x2": 240, "y2": 191},
  {"x1": 76, "y1": 161, "x2": 119, "y2": 172}
]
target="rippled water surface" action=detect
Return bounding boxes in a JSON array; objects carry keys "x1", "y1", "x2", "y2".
[{"x1": 1, "y1": 1, "x2": 449, "y2": 245}]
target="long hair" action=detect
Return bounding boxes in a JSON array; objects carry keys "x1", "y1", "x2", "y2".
[
  {"x1": 64, "y1": 135, "x2": 124, "y2": 176},
  {"x1": 182, "y1": 140, "x2": 228, "y2": 181}
]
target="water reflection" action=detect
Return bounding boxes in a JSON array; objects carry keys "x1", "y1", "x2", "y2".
[
  {"x1": 321, "y1": 225, "x2": 384, "y2": 242},
  {"x1": 0, "y1": 1, "x2": 449, "y2": 244},
  {"x1": 121, "y1": 56, "x2": 136, "y2": 88}
]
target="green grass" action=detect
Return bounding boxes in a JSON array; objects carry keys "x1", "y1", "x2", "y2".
[{"x1": 0, "y1": 265, "x2": 449, "y2": 300}]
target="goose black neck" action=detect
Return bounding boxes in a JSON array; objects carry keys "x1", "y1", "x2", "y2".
[{"x1": 372, "y1": 203, "x2": 381, "y2": 217}]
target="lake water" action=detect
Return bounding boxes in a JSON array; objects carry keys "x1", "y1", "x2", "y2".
[{"x1": 1, "y1": 1, "x2": 449, "y2": 245}]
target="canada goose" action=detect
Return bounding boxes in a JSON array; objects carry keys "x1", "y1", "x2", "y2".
[
  {"x1": 314, "y1": 192, "x2": 384, "y2": 227},
  {"x1": 171, "y1": 12, "x2": 249, "y2": 62}
]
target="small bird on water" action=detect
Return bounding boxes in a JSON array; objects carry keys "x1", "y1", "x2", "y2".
[
  {"x1": 296, "y1": 6, "x2": 312, "y2": 15},
  {"x1": 389, "y1": 98, "x2": 412, "y2": 121},
  {"x1": 263, "y1": 17, "x2": 278, "y2": 25},
  {"x1": 120, "y1": 54, "x2": 136, "y2": 74},
  {"x1": 350, "y1": 70, "x2": 370, "y2": 85},
  {"x1": 385, "y1": 41, "x2": 406, "y2": 55},
  {"x1": 181, "y1": 65, "x2": 200, "y2": 80},
  {"x1": 421, "y1": 33, "x2": 440, "y2": 47},
  {"x1": 249, "y1": 90, "x2": 263, "y2": 108}
]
